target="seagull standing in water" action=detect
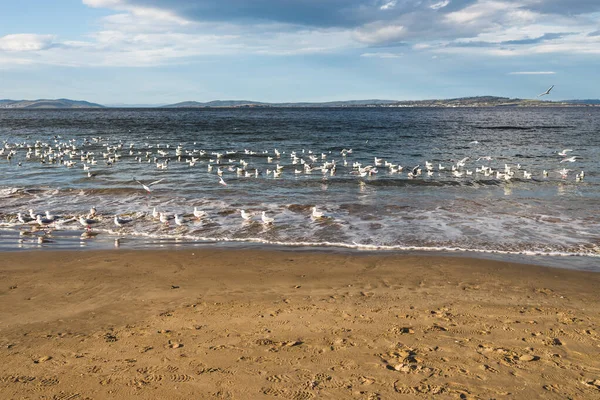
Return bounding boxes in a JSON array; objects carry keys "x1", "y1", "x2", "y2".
[
  {"x1": 193, "y1": 207, "x2": 207, "y2": 220},
  {"x1": 311, "y1": 206, "x2": 324, "y2": 219},
  {"x1": 174, "y1": 214, "x2": 185, "y2": 226},
  {"x1": 79, "y1": 216, "x2": 98, "y2": 231},
  {"x1": 240, "y1": 209, "x2": 253, "y2": 221},
  {"x1": 538, "y1": 85, "x2": 554, "y2": 97},
  {"x1": 261, "y1": 211, "x2": 274, "y2": 225},
  {"x1": 114, "y1": 215, "x2": 132, "y2": 228}
]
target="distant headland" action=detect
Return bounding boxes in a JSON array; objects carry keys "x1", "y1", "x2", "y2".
[{"x1": 1, "y1": 96, "x2": 599, "y2": 109}]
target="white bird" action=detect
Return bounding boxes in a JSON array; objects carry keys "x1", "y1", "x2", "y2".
[
  {"x1": 311, "y1": 206, "x2": 324, "y2": 219},
  {"x1": 45, "y1": 210, "x2": 61, "y2": 221},
  {"x1": 558, "y1": 149, "x2": 573, "y2": 157},
  {"x1": 17, "y1": 212, "x2": 33, "y2": 224},
  {"x1": 133, "y1": 177, "x2": 164, "y2": 193},
  {"x1": 36, "y1": 215, "x2": 55, "y2": 227},
  {"x1": 261, "y1": 211, "x2": 274, "y2": 225},
  {"x1": 79, "y1": 216, "x2": 98, "y2": 231},
  {"x1": 193, "y1": 207, "x2": 207, "y2": 220},
  {"x1": 560, "y1": 156, "x2": 577, "y2": 163},
  {"x1": 159, "y1": 212, "x2": 170, "y2": 225},
  {"x1": 174, "y1": 214, "x2": 185, "y2": 226},
  {"x1": 114, "y1": 215, "x2": 132, "y2": 228},
  {"x1": 538, "y1": 85, "x2": 554, "y2": 97},
  {"x1": 240, "y1": 209, "x2": 253, "y2": 221},
  {"x1": 219, "y1": 176, "x2": 227, "y2": 186}
]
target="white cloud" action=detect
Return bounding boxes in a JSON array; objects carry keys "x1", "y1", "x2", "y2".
[
  {"x1": 360, "y1": 52, "x2": 403, "y2": 58},
  {"x1": 430, "y1": 0, "x2": 450, "y2": 11},
  {"x1": 82, "y1": 0, "x2": 122, "y2": 7},
  {"x1": 380, "y1": 1, "x2": 397, "y2": 11},
  {"x1": 354, "y1": 24, "x2": 405, "y2": 44},
  {"x1": 0, "y1": 34, "x2": 55, "y2": 52},
  {"x1": 509, "y1": 71, "x2": 556, "y2": 75}
]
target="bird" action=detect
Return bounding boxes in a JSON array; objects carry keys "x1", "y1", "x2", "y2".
[
  {"x1": 560, "y1": 156, "x2": 577, "y2": 163},
  {"x1": 88, "y1": 206, "x2": 97, "y2": 219},
  {"x1": 45, "y1": 211, "x2": 61, "y2": 221},
  {"x1": 311, "y1": 206, "x2": 324, "y2": 219},
  {"x1": 174, "y1": 214, "x2": 185, "y2": 226},
  {"x1": 133, "y1": 177, "x2": 164, "y2": 193},
  {"x1": 36, "y1": 215, "x2": 55, "y2": 227},
  {"x1": 558, "y1": 149, "x2": 573, "y2": 157},
  {"x1": 538, "y1": 85, "x2": 554, "y2": 97},
  {"x1": 193, "y1": 207, "x2": 207, "y2": 220},
  {"x1": 79, "y1": 216, "x2": 98, "y2": 231},
  {"x1": 240, "y1": 209, "x2": 253, "y2": 221},
  {"x1": 218, "y1": 176, "x2": 227, "y2": 186},
  {"x1": 17, "y1": 212, "x2": 32, "y2": 224},
  {"x1": 159, "y1": 212, "x2": 170, "y2": 225},
  {"x1": 114, "y1": 215, "x2": 132, "y2": 228},
  {"x1": 261, "y1": 211, "x2": 274, "y2": 225}
]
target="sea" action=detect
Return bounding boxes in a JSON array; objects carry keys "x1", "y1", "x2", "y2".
[{"x1": 0, "y1": 107, "x2": 599, "y2": 271}]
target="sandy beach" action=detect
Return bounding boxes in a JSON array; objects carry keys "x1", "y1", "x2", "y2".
[{"x1": 1, "y1": 249, "x2": 599, "y2": 399}]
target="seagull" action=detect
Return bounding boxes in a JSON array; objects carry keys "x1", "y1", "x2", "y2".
[
  {"x1": 218, "y1": 176, "x2": 227, "y2": 186},
  {"x1": 114, "y1": 215, "x2": 133, "y2": 228},
  {"x1": 159, "y1": 212, "x2": 170, "y2": 225},
  {"x1": 17, "y1": 212, "x2": 34, "y2": 224},
  {"x1": 193, "y1": 207, "x2": 207, "y2": 220},
  {"x1": 79, "y1": 216, "x2": 98, "y2": 231},
  {"x1": 36, "y1": 215, "x2": 55, "y2": 227},
  {"x1": 560, "y1": 156, "x2": 577, "y2": 163},
  {"x1": 311, "y1": 206, "x2": 324, "y2": 219},
  {"x1": 538, "y1": 85, "x2": 554, "y2": 97},
  {"x1": 261, "y1": 211, "x2": 274, "y2": 225},
  {"x1": 174, "y1": 214, "x2": 185, "y2": 226},
  {"x1": 240, "y1": 209, "x2": 253, "y2": 221},
  {"x1": 88, "y1": 206, "x2": 97, "y2": 219},
  {"x1": 558, "y1": 149, "x2": 573, "y2": 157},
  {"x1": 133, "y1": 177, "x2": 164, "y2": 193},
  {"x1": 45, "y1": 211, "x2": 61, "y2": 221}
]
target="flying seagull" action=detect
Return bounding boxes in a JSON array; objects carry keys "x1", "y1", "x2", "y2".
[
  {"x1": 538, "y1": 85, "x2": 554, "y2": 97},
  {"x1": 133, "y1": 177, "x2": 164, "y2": 193}
]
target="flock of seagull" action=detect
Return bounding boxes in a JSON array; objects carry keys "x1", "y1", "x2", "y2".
[{"x1": 0, "y1": 134, "x2": 586, "y2": 234}]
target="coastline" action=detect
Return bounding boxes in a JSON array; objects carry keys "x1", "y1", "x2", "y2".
[{"x1": 1, "y1": 249, "x2": 600, "y2": 399}]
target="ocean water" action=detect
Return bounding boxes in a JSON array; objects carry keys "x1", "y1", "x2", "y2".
[{"x1": 0, "y1": 107, "x2": 599, "y2": 270}]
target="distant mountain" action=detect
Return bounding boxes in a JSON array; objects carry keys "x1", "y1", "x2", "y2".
[
  {"x1": 0, "y1": 98, "x2": 105, "y2": 109},
  {"x1": 164, "y1": 100, "x2": 269, "y2": 108},
  {"x1": 2, "y1": 97, "x2": 599, "y2": 109},
  {"x1": 563, "y1": 99, "x2": 600, "y2": 105},
  {"x1": 163, "y1": 99, "x2": 399, "y2": 108}
]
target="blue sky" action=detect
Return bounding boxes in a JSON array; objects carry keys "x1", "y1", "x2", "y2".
[{"x1": 1, "y1": 0, "x2": 599, "y2": 104}]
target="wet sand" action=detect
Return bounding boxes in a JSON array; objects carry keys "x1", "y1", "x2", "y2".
[{"x1": 1, "y1": 249, "x2": 599, "y2": 399}]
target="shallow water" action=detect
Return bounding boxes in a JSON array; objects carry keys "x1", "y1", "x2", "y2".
[{"x1": 0, "y1": 107, "x2": 599, "y2": 270}]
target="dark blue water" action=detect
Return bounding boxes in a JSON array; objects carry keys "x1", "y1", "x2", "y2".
[{"x1": 0, "y1": 107, "x2": 599, "y2": 268}]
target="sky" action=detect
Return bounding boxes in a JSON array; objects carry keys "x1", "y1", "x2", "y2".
[{"x1": 1, "y1": 0, "x2": 599, "y2": 105}]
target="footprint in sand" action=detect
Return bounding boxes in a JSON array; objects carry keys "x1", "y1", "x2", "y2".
[{"x1": 170, "y1": 374, "x2": 193, "y2": 382}]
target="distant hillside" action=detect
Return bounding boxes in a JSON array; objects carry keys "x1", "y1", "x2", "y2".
[
  {"x1": 0, "y1": 98, "x2": 105, "y2": 109},
  {"x1": 163, "y1": 99, "x2": 400, "y2": 108},
  {"x1": 164, "y1": 100, "x2": 269, "y2": 108},
  {"x1": 2, "y1": 97, "x2": 599, "y2": 109},
  {"x1": 162, "y1": 97, "x2": 600, "y2": 108}
]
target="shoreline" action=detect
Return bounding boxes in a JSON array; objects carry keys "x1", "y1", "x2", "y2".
[
  {"x1": 2, "y1": 249, "x2": 600, "y2": 398},
  {"x1": 2, "y1": 228, "x2": 599, "y2": 272}
]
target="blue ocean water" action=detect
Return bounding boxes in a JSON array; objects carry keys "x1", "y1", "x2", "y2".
[{"x1": 0, "y1": 107, "x2": 598, "y2": 269}]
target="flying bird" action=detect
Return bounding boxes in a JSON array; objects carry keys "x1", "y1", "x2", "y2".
[
  {"x1": 538, "y1": 85, "x2": 554, "y2": 97},
  {"x1": 133, "y1": 177, "x2": 164, "y2": 193}
]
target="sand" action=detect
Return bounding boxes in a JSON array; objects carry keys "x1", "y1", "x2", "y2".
[{"x1": 1, "y1": 249, "x2": 599, "y2": 399}]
